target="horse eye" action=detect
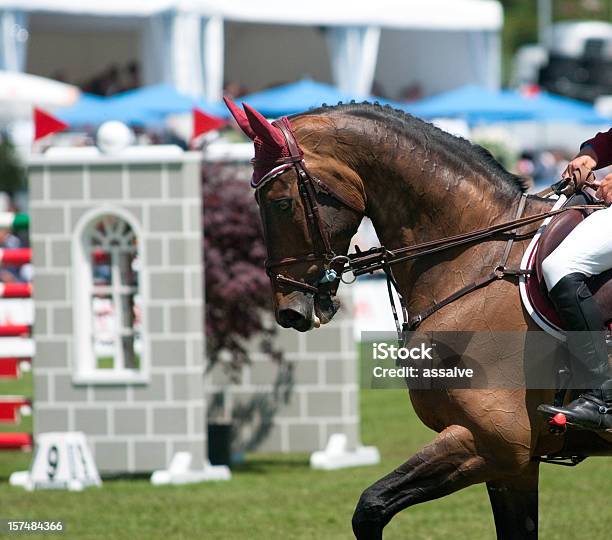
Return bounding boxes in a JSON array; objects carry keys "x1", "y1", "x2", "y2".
[{"x1": 275, "y1": 200, "x2": 292, "y2": 211}]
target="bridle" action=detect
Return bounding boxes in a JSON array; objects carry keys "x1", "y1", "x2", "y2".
[
  {"x1": 253, "y1": 119, "x2": 607, "y2": 343},
  {"x1": 253, "y1": 117, "x2": 362, "y2": 297}
]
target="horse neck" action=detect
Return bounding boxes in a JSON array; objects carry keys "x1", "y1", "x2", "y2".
[
  {"x1": 333, "y1": 120, "x2": 547, "y2": 312},
  {"x1": 357, "y1": 143, "x2": 522, "y2": 250}
]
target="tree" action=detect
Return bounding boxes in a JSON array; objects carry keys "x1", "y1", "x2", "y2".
[
  {"x1": 0, "y1": 135, "x2": 26, "y2": 196},
  {"x1": 202, "y1": 164, "x2": 282, "y2": 378}
]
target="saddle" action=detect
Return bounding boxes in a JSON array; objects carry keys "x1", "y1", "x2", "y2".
[{"x1": 523, "y1": 192, "x2": 612, "y2": 335}]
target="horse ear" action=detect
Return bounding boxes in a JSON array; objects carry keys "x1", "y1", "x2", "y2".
[
  {"x1": 242, "y1": 102, "x2": 286, "y2": 148},
  {"x1": 223, "y1": 97, "x2": 256, "y2": 139}
]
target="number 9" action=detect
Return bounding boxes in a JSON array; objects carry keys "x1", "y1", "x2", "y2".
[{"x1": 47, "y1": 445, "x2": 59, "y2": 480}]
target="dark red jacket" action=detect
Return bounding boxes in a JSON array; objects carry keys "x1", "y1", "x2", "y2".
[{"x1": 582, "y1": 128, "x2": 612, "y2": 168}]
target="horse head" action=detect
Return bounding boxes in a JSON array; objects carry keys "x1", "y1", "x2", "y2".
[{"x1": 224, "y1": 98, "x2": 366, "y2": 331}]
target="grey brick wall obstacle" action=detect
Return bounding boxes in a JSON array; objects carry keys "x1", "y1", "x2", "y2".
[
  {"x1": 27, "y1": 145, "x2": 362, "y2": 473},
  {"x1": 28, "y1": 146, "x2": 206, "y2": 474},
  {"x1": 206, "y1": 290, "x2": 360, "y2": 454}
]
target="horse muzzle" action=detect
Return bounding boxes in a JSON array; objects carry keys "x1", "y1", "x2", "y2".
[{"x1": 276, "y1": 291, "x2": 316, "y2": 332}]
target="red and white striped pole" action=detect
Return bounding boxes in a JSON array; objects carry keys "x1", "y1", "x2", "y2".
[
  {"x1": 0, "y1": 248, "x2": 31, "y2": 266},
  {"x1": 0, "y1": 324, "x2": 31, "y2": 337},
  {"x1": 0, "y1": 283, "x2": 32, "y2": 298}
]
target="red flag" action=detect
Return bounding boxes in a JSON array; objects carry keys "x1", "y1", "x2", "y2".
[
  {"x1": 192, "y1": 108, "x2": 226, "y2": 141},
  {"x1": 33, "y1": 107, "x2": 68, "y2": 141}
]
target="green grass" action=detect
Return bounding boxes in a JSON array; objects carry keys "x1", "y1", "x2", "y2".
[
  {"x1": 0, "y1": 371, "x2": 32, "y2": 400},
  {"x1": 0, "y1": 377, "x2": 611, "y2": 538},
  {"x1": 96, "y1": 354, "x2": 141, "y2": 370},
  {"x1": 0, "y1": 371, "x2": 32, "y2": 435}
]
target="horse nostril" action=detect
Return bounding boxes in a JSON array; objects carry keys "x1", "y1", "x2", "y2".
[{"x1": 278, "y1": 308, "x2": 305, "y2": 328}]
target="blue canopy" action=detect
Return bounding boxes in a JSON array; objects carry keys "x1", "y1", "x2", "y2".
[
  {"x1": 405, "y1": 84, "x2": 607, "y2": 125},
  {"x1": 501, "y1": 89, "x2": 606, "y2": 124},
  {"x1": 238, "y1": 79, "x2": 398, "y2": 117},
  {"x1": 58, "y1": 84, "x2": 225, "y2": 127},
  {"x1": 405, "y1": 85, "x2": 535, "y2": 124},
  {"x1": 57, "y1": 93, "x2": 110, "y2": 126}
]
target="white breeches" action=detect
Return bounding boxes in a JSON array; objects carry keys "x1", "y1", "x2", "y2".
[{"x1": 542, "y1": 206, "x2": 612, "y2": 291}]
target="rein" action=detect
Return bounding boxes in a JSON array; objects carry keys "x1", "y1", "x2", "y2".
[
  {"x1": 346, "y1": 198, "x2": 604, "y2": 341},
  {"x1": 255, "y1": 118, "x2": 607, "y2": 343}
]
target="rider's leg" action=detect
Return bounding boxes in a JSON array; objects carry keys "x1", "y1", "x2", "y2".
[
  {"x1": 539, "y1": 207, "x2": 612, "y2": 430},
  {"x1": 542, "y1": 206, "x2": 612, "y2": 291}
]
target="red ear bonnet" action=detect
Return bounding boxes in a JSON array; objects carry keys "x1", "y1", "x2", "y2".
[
  {"x1": 223, "y1": 97, "x2": 255, "y2": 139},
  {"x1": 242, "y1": 103, "x2": 286, "y2": 148},
  {"x1": 223, "y1": 98, "x2": 296, "y2": 186}
]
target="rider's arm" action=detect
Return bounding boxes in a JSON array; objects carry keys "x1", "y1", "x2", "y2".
[{"x1": 580, "y1": 128, "x2": 612, "y2": 169}]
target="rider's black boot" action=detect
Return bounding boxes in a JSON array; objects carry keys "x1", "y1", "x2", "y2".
[{"x1": 537, "y1": 273, "x2": 612, "y2": 431}]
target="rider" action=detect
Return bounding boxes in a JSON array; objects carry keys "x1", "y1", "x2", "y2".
[{"x1": 538, "y1": 128, "x2": 612, "y2": 431}]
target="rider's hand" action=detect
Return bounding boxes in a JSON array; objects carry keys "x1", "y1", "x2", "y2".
[
  {"x1": 595, "y1": 173, "x2": 612, "y2": 204},
  {"x1": 562, "y1": 146, "x2": 598, "y2": 181}
]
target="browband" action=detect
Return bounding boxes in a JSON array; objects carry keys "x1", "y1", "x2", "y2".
[
  {"x1": 250, "y1": 117, "x2": 304, "y2": 189},
  {"x1": 251, "y1": 162, "x2": 297, "y2": 189}
]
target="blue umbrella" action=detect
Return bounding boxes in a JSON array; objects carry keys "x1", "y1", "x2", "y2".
[
  {"x1": 58, "y1": 84, "x2": 225, "y2": 127},
  {"x1": 57, "y1": 93, "x2": 110, "y2": 126},
  {"x1": 404, "y1": 85, "x2": 607, "y2": 125},
  {"x1": 108, "y1": 84, "x2": 224, "y2": 118},
  {"x1": 502, "y1": 89, "x2": 607, "y2": 124},
  {"x1": 405, "y1": 85, "x2": 535, "y2": 125},
  {"x1": 239, "y1": 78, "x2": 398, "y2": 117},
  {"x1": 58, "y1": 91, "x2": 168, "y2": 127}
]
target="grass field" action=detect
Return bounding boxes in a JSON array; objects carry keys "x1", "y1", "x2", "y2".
[{"x1": 1, "y1": 382, "x2": 611, "y2": 538}]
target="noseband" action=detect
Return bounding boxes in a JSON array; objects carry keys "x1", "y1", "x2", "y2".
[{"x1": 253, "y1": 117, "x2": 361, "y2": 296}]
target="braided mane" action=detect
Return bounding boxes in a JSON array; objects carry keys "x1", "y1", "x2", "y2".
[{"x1": 296, "y1": 102, "x2": 529, "y2": 195}]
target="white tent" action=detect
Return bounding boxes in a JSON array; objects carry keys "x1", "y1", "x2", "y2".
[
  {"x1": 0, "y1": 0, "x2": 503, "y2": 101},
  {"x1": 0, "y1": 70, "x2": 79, "y2": 120}
]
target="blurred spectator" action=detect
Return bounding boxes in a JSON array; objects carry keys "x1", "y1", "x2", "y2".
[
  {"x1": 398, "y1": 83, "x2": 423, "y2": 103},
  {"x1": 0, "y1": 227, "x2": 20, "y2": 249},
  {"x1": 0, "y1": 226, "x2": 29, "y2": 283},
  {"x1": 223, "y1": 81, "x2": 248, "y2": 99},
  {"x1": 123, "y1": 61, "x2": 141, "y2": 91},
  {"x1": 371, "y1": 81, "x2": 387, "y2": 99},
  {"x1": 103, "y1": 65, "x2": 121, "y2": 96},
  {"x1": 82, "y1": 63, "x2": 134, "y2": 96},
  {"x1": 514, "y1": 149, "x2": 575, "y2": 192},
  {"x1": 516, "y1": 151, "x2": 536, "y2": 177}
]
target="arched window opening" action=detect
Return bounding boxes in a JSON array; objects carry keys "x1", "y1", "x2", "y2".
[{"x1": 74, "y1": 211, "x2": 146, "y2": 384}]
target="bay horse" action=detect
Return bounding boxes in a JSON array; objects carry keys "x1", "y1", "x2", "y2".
[{"x1": 224, "y1": 98, "x2": 612, "y2": 539}]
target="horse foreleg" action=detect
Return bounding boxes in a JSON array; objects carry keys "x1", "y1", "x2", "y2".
[
  {"x1": 486, "y1": 464, "x2": 539, "y2": 540},
  {"x1": 352, "y1": 424, "x2": 492, "y2": 539}
]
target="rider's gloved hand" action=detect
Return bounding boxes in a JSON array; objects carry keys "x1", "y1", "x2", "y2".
[
  {"x1": 562, "y1": 145, "x2": 598, "y2": 188},
  {"x1": 595, "y1": 173, "x2": 612, "y2": 205}
]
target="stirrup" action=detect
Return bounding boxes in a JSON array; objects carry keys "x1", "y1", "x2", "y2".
[{"x1": 542, "y1": 366, "x2": 572, "y2": 435}]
